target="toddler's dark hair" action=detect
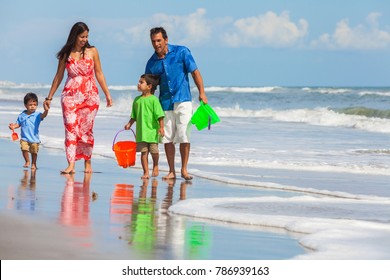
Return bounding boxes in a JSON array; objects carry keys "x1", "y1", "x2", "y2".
[
  {"x1": 24, "y1": 92, "x2": 38, "y2": 105},
  {"x1": 141, "y1": 74, "x2": 160, "y2": 94}
]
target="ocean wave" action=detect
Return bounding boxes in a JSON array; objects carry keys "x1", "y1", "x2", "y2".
[
  {"x1": 0, "y1": 80, "x2": 50, "y2": 89},
  {"x1": 169, "y1": 195, "x2": 390, "y2": 259},
  {"x1": 336, "y1": 107, "x2": 390, "y2": 119},
  {"x1": 202, "y1": 86, "x2": 282, "y2": 93},
  {"x1": 302, "y1": 87, "x2": 352, "y2": 94},
  {"x1": 108, "y1": 85, "x2": 137, "y2": 91},
  {"x1": 2, "y1": 80, "x2": 390, "y2": 98},
  {"x1": 215, "y1": 106, "x2": 390, "y2": 133}
]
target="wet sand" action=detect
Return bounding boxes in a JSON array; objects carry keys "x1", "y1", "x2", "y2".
[{"x1": 0, "y1": 138, "x2": 305, "y2": 260}]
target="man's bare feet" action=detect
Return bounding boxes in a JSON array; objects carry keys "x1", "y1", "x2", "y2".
[
  {"x1": 181, "y1": 171, "x2": 193, "y2": 181},
  {"x1": 162, "y1": 171, "x2": 176, "y2": 180}
]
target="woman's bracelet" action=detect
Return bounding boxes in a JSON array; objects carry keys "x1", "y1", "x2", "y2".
[{"x1": 45, "y1": 97, "x2": 52, "y2": 101}]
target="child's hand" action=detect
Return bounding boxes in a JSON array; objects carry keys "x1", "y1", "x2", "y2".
[
  {"x1": 159, "y1": 127, "x2": 165, "y2": 137},
  {"x1": 9, "y1": 123, "x2": 15, "y2": 130},
  {"x1": 43, "y1": 102, "x2": 50, "y2": 111},
  {"x1": 124, "y1": 123, "x2": 131, "y2": 130}
]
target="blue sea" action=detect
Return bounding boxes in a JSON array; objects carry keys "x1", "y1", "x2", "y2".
[{"x1": 1, "y1": 81, "x2": 390, "y2": 259}]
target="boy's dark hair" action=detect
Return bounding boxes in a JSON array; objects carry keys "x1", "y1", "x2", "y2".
[
  {"x1": 24, "y1": 92, "x2": 38, "y2": 105},
  {"x1": 150, "y1": 27, "x2": 168, "y2": 40},
  {"x1": 141, "y1": 74, "x2": 160, "y2": 94}
]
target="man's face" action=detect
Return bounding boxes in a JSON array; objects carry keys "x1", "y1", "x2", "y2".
[{"x1": 151, "y1": 32, "x2": 168, "y2": 57}]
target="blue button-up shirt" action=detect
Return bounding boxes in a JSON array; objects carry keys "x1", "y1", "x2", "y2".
[
  {"x1": 16, "y1": 110, "x2": 43, "y2": 143},
  {"x1": 145, "y1": 44, "x2": 198, "y2": 110}
]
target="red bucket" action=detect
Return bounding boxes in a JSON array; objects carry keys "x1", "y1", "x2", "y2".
[{"x1": 112, "y1": 129, "x2": 137, "y2": 168}]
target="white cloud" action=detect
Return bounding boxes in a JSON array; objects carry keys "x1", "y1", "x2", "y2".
[
  {"x1": 120, "y1": 8, "x2": 213, "y2": 47},
  {"x1": 221, "y1": 11, "x2": 308, "y2": 48},
  {"x1": 311, "y1": 13, "x2": 390, "y2": 50},
  {"x1": 118, "y1": 10, "x2": 308, "y2": 49}
]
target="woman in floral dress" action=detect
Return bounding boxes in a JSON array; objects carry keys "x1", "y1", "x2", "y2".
[{"x1": 45, "y1": 22, "x2": 113, "y2": 174}]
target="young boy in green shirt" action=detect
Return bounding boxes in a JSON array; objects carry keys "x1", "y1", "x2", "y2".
[{"x1": 124, "y1": 74, "x2": 165, "y2": 179}]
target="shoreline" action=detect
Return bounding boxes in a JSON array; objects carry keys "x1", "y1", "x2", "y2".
[{"x1": 0, "y1": 138, "x2": 305, "y2": 260}]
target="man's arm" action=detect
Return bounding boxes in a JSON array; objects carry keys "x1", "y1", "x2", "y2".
[{"x1": 191, "y1": 69, "x2": 208, "y2": 104}]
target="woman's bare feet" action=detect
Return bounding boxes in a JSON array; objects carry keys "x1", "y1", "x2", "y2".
[
  {"x1": 61, "y1": 162, "x2": 75, "y2": 174},
  {"x1": 60, "y1": 169, "x2": 75, "y2": 174},
  {"x1": 84, "y1": 160, "x2": 92, "y2": 173}
]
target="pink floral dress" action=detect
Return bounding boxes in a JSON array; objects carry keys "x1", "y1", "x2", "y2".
[{"x1": 61, "y1": 55, "x2": 100, "y2": 163}]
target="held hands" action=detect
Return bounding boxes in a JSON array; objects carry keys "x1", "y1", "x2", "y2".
[
  {"x1": 43, "y1": 101, "x2": 50, "y2": 111},
  {"x1": 43, "y1": 99, "x2": 51, "y2": 109}
]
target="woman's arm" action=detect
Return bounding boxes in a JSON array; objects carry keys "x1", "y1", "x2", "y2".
[
  {"x1": 91, "y1": 47, "x2": 113, "y2": 107},
  {"x1": 45, "y1": 57, "x2": 66, "y2": 108}
]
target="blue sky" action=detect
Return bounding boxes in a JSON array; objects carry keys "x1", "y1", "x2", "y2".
[{"x1": 1, "y1": 0, "x2": 389, "y2": 87}]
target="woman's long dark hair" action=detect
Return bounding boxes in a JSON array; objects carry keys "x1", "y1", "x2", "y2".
[{"x1": 56, "y1": 22, "x2": 93, "y2": 61}]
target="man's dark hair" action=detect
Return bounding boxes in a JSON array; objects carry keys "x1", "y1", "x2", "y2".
[{"x1": 150, "y1": 27, "x2": 168, "y2": 39}]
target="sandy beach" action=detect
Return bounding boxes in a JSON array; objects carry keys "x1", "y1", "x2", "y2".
[{"x1": 0, "y1": 138, "x2": 305, "y2": 260}]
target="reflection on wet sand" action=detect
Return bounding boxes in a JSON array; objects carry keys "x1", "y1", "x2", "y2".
[
  {"x1": 130, "y1": 179, "x2": 158, "y2": 252},
  {"x1": 6, "y1": 170, "x2": 213, "y2": 259},
  {"x1": 7, "y1": 169, "x2": 37, "y2": 212},
  {"x1": 109, "y1": 178, "x2": 211, "y2": 259},
  {"x1": 110, "y1": 183, "x2": 134, "y2": 223},
  {"x1": 59, "y1": 173, "x2": 92, "y2": 245}
]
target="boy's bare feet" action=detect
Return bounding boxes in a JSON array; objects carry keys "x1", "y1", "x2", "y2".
[
  {"x1": 152, "y1": 166, "x2": 159, "y2": 177},
  {"x1": 23, "y1": 162, "x2": 30, "y2": 168},
  {"x1": 31, "y1": 164, "x2": 37, "y2": 170},
  {"x1": 141, "y1": 174, "x2": 150, "y2": 179}
]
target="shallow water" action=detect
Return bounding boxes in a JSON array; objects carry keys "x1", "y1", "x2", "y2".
[
  {"x1": 0, "y1": 139, "x2": 306, "y2": 260},
  {"x1": 1, "y1": 83, "x2": 390, "y2": 259}
]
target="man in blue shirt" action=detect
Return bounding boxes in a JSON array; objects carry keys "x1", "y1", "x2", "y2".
[{"x1": 145, "y1": 27, "x2": 208, "y2": 180}]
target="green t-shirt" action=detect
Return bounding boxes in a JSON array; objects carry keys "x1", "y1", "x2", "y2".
[{"x1": 131, "y1": 95, "x2": 165, "y2": 143}]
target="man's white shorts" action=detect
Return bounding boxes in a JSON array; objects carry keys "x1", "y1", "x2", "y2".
[{"x1": 161, "y1": 101, "x2": 193, "y2": 144}]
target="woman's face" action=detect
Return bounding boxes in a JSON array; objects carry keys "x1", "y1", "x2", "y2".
[{"x1": 75, "y1": 30, "x2": 89, "y2": 49}]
